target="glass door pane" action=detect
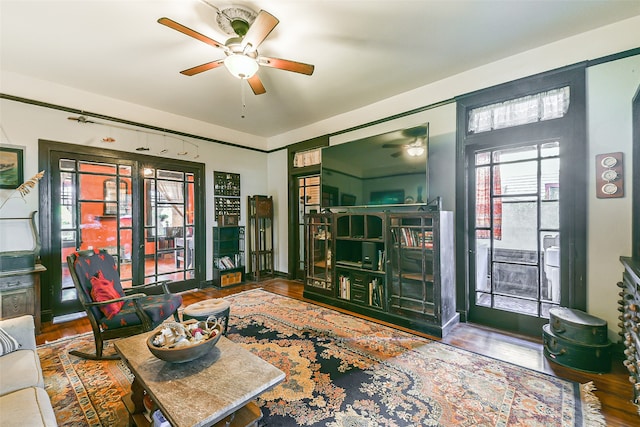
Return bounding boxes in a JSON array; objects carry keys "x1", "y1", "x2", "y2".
[
  {"x1": 57, "y1": 158, "x2": 133, "y2": 314},
  {"x1": 142, "y1": 167, "x2": 195, "y2": 284},
  {"x1": 472, "y1": 141, "x2": 560, "y2": 320},
  {"x1": 297, "y1": 175, "x2": 320, "y2": 277},
  {"x1": 59, "y1": 161, "x2": 76, "y2": 303}
]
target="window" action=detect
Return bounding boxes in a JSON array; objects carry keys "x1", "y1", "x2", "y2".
[
  {"x1": 293, "y1": 148, "x2": 321, "y2": 168},
  {"x1": 468, "y1": 87, "x2": 570, "y2": 134}
]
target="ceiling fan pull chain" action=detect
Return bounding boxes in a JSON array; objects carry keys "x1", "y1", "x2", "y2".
[{"x1": 241, "y1": 81, "x2": 247, "y2": 119}]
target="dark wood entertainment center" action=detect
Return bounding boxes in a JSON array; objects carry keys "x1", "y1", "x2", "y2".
[{"x1": 304, "y1": 208, "x2": 458, "y2": 337}]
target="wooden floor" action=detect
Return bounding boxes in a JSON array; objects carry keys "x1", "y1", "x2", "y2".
[{"x1": 38, "y1": 279, "x2": 639, "y2": 426}]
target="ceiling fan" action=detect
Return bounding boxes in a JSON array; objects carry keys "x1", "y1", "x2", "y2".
[
  {"x1": 382, "y1": 125, "x2": 429, "y2": 157},
  {"x1": 158, "y1": 8, "x2": 314, "y2": 95},
  {"x1": 384, "y1": 138, "x2": 427, "y2": 158}
]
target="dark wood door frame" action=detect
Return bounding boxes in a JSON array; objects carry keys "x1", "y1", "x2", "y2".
[
  {"x1": 38, "y1": 139, "x2": 206, "y2": 322},
  {"x1": 454, "y1": 64, "x2": 587, "y2": 335},
  {"x1": 287, "y1": 136, "x2": 328, "y2": 280}
]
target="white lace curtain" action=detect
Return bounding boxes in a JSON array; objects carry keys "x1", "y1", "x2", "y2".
[
  {"x1": 293, "y1": 148, "x2": 321, "y2": 168},
  {"x1": 468, "y1": 86, "x2": 570, "y2": 134}
]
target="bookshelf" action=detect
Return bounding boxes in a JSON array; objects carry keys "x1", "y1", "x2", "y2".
[
  {"x1": 212, "y1": 226, "x2": 245, "y2": 287},
  {"x1": 388, "y1": 212, "x2": 456, "y2": 332},
  {"x1": 304, "y1": 209, "x2": 458, "y2": 337},
  {"x1": 333, "y1": 213, "x2": 386, "y2": 310}
]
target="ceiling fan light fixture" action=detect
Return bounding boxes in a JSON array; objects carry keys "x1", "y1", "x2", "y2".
[
  {"x1": 406, "y1": 145, "x2": 425, "y2": 157},
  {"x1": 224, "y1": 54, "x2": 259, "y2": 79}
]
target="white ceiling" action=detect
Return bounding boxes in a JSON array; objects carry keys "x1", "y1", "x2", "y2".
[{"x1": 1, "y1": 0, "x2": 639, "y2": 142}]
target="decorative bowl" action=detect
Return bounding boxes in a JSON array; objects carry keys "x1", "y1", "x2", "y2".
[{"x1": 147, "y1": 319, "x2": 222, "y2": 363}]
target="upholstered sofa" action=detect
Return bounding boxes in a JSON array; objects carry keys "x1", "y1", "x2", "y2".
[{"x1": 0, "y1": 315, "x2": 57, "y2": 426}]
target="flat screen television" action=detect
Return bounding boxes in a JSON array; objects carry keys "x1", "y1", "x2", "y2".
[{"x1": 321, "y1": 123, "x2": 429, "y2": 209}]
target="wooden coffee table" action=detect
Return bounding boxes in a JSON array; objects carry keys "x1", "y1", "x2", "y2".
[{"x1": 114, "y1": 331, "x2": 285, "y2": 427}]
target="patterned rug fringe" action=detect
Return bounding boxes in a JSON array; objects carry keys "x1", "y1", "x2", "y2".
[{"x1": 580, "y1": 381, "x2": 606, "y2": 427}]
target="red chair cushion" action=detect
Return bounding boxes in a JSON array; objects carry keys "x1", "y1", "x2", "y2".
[{"x1": 90, "y1": 271, "x2": 124, "y2": 319}]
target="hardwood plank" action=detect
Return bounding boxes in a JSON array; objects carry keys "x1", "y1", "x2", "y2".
[{"x1": 38, "y1": 279, "x2": 640, "y2": 426}]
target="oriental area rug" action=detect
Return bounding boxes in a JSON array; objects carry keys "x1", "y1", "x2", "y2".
[{"x1": 39, "y1": 288, "x2": 605, "y2": 426}]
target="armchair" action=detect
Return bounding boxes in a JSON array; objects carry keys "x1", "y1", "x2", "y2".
[{"x1": 67, "y1": 249, "x2": 182, "y2": 360}]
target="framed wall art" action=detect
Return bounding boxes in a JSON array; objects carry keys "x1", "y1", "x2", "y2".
[{"x1": 0, "y1": 147, "x2": 24, "y2": 189}]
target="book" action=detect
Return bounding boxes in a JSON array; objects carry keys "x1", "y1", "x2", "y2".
[
  {"x1": 417, "y1": 231, "x2": 434, "y2": 248},
  {"x1": 377, "y1": 250, "x2": 385, "y2": 271},
  {"x1": 339, "y1": 274, "x2": 351, "y2": 299},
  {"x1": 368, "y1": 277, "x2": 383, "y2": 308},
  {"x1": 152, "y1": 410, "x2": 171, "y2": 427},
  {"x1": 218, "y1": 256, "x2": 236, "y2": 269}
]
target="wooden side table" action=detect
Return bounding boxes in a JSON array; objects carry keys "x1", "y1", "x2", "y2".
[{"x1": 0, "y1": 264, "x2": 46, "y2": 334}]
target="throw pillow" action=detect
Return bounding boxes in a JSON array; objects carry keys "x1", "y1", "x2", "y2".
[
  {"x1": 0, "y1": 327, "x2": 20, "y2": 356},
  {"x1": 90, "y1": 271, "x2": 124, "y2": 319}
]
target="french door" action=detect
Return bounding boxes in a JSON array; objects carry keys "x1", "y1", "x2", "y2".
[
  {"x1": 468, "y1": 140, "x2": 561, "y2": 332},
  {"x1": 54, "y1": 154, "x2": 136, "y2": 315},
  {"x1": 456, "y1": 64, "x2": 587, "y2": 336},
  {"x1": 141, "y1": 165, "x2": 196, "y2": 285},
  {"x1": 43, "y1": 143, "x2": 203, "y2": 319}
]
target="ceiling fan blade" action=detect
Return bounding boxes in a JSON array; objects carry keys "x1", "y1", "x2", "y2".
[
  {"x1": 158, "y1": 17, "x2": 226, "y2": 51},
  {"x1": 382, "y1": 143, "x2": 404, "y2": 148},
  {"x1": 391, "y1": 151, "x2": 403, "y2": 158},
  {"x1": 259, "y1": 56, "x2": 315, "y2": 75},
  {"x1": 241, "y1": 10, "x2": 279, "y2": 51},
  {"x1": 402, "y1": 125, "x2": 429, "y2": 138},
  {"x1": 180, "y1": 59, "x2": 225, "y2": 76},
  {"x1": 247, "y1": 74, "x2": 266, "y2": 95}
]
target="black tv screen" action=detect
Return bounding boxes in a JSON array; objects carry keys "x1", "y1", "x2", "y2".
[{"x1": 321, "y1": 124, "x2": 429, "y2": 208}]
